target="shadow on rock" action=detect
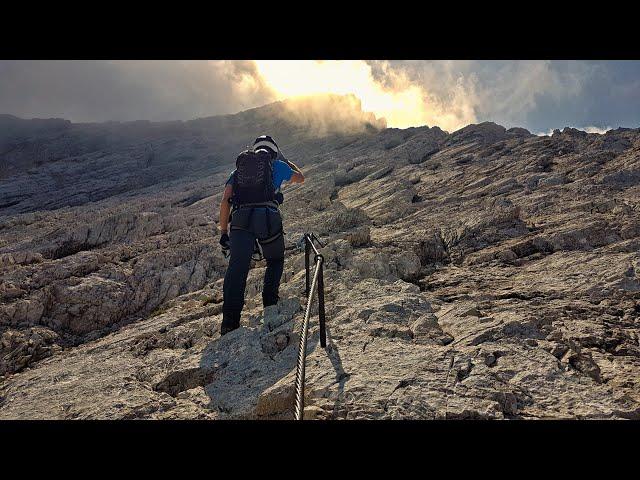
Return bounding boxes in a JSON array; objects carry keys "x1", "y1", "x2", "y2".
[
  {"x1": 198, "y1": 297, "x2": 321, "y2": 419},
  {"x1": 325, "y1": 333, "x2": 350, "y2": 418}
]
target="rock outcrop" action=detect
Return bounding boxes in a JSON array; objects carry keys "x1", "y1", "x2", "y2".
[{"x1": 1, "y1": 101, "x2": 639, "y2": 419}]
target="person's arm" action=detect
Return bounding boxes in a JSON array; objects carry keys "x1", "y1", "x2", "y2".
[
  {"x1": 219, "y1": 184, "x2": 233, "y2": 234},
  {"x1": 285, "y1": 159, "x2": 305, "y2": 184}
]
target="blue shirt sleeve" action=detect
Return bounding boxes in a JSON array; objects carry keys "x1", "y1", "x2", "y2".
[
  {"x1": 273, "y1": 160, "x2": 293, "y2": 190},
  {"x1": 225, "y1": 170, "x2": 236, "y2": 186}
]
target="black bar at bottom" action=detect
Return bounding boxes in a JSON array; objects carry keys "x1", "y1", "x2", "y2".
[{"x1": 317, "y1": 260, "x2": 326, "y2": 349}]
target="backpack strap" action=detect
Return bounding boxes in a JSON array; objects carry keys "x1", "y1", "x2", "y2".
[
  {"x1": 230, "y1": 171, "x2": 238, "y2": 207},
  {"x1": 231, "y1": 200, "x2": 280, "y2": 213}
]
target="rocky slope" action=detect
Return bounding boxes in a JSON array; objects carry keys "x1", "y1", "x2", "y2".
[{"x1": 1, "y1": 98, "x2": 639, "y2": 419}]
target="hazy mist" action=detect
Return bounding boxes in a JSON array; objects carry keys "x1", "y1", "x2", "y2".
[{"x1": 1, "y1": 60, "x2": 638, "y2": 133}]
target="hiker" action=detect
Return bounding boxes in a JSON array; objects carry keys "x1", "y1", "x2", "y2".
[{"x1": 218, "y1": 135, "x2": 305, "y2": 335}]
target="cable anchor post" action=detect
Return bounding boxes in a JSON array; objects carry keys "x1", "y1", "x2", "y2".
[{"x1": 304, "y1": 233, "x2": 311, "y2": 296}]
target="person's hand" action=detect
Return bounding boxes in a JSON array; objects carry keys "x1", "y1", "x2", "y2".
[{"x1": 219, "y1": 233, "x2": 230, "y2": 251}]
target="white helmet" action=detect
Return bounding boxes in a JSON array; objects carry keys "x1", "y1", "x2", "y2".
[{"x1": 253, "y1": 135, "x2": 279, "y2": 158}]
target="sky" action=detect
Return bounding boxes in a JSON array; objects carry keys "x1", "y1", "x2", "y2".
[{"x1": 1, "y1": 60, "x2": 638, "y2": 134}]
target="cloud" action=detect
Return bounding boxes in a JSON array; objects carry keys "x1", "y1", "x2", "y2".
[
  {"x1": 369, "y1": 60, "x2": 608, "y2": 131},
  {"x1": 364, "y1": 60, "x2": 479, "y2": 130},
  {"x1": 373, "y1": 60, "x2": 640, "y2": 134},
  {"x1": 535, "y1": 125, "x2": 612, "y2": 136},
  {"x1": 580, "y1": 125, "x2": 612, "y2": 134},
  {"x1": 0, "y1": 60, "x2": 638, "y2": 133},
  {"x1": 0, "y1": 60, "x2": 276, "y2": 122},
  {"x1": 276, "y1": 94, "x2": 387, "y2": 136},
  {"x1": 252, "y1": 60, "x2": 455, "y2": 130}
]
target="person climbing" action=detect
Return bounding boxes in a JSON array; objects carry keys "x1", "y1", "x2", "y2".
[{"x1": 218, "y1": 135, "x2": 305, "y2": 335}]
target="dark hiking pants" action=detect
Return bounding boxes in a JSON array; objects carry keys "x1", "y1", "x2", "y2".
[{"x1": 222, "y1": 207, "x2": 284, "y2": 331}]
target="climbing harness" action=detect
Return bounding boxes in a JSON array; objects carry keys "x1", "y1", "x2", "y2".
[
  {"x1": 251, "y1": 239, "x2": 264, "y2": 262},
  {"x1": 221, "y1": 237, "x2": 280, "y2": 262},
  {"x1": 224, "y1": 202, "x2": 285, "y2": 263},
  {"x1": 293, "y1": 232, "x2": 328, "y2": 420}
]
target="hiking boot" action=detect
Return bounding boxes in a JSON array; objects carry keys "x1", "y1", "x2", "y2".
[
  {"x1": 220, "y1": 311, "x2": 241, "y2": 336},
  {"x1": 220, "y1": 324, "x2": 238, "y2": 335}
]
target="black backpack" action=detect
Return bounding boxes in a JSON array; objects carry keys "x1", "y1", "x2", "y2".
[{"x1": 231, "y1": 149, "x2": 275, "y2": 207}]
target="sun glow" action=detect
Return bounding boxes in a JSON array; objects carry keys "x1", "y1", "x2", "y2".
[{"x1": 253, "y1": 60, "x2": 436, "y2": 129}]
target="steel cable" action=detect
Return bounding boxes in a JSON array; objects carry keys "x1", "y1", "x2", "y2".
[{"x1": 294, "y1": 254, "x2": 323, "y2": 420}]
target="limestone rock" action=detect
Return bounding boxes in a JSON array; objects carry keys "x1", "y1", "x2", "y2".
[{"x1": 1, "y1": 102, "x2": 639, "y2": 420}]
